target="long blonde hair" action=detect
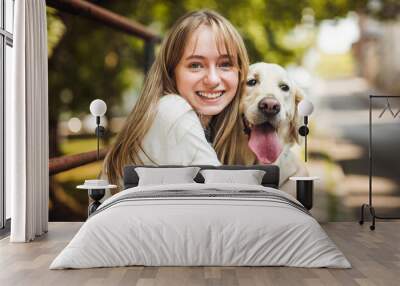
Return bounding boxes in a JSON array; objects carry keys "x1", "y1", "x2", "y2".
[{"x1": 103, "y1": 10, "x2": 249, "y2": 187}]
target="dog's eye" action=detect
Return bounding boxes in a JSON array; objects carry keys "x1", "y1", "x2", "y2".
[
  {"x1": 246, "y1": 79, "x2": 257, "y2": 87},
  {"x1": 279, "y1": 84, "x2": 290, "y2": 92}
]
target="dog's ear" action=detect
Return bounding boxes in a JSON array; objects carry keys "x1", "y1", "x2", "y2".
[{"x1": 288, "y1": 86, "x2": 304, "y2": 144}]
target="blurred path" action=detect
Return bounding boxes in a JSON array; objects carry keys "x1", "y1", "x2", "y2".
[{"x1": 312, "y1": 77, "x2": 400, "y2": 220}]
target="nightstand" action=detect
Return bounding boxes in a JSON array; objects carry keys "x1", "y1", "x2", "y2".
[
  {"x1": 77, "y1": 180, "x2": 117, "y2": 216},
  {"x1": 289, "y1": 176, "x2": 319, "y2": 210}
]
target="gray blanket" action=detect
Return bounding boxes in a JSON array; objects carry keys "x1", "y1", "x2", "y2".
[{"x1": 91, "y1": 188, "x2": 310, "y2": 218}]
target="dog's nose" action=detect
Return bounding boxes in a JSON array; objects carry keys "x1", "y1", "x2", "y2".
[{"x1": 258, "y1": 98, "x2": 281, "y2": 116}]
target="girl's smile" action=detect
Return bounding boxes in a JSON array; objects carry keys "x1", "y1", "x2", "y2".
[{"x1": 195, "y1": 90, "x2": 225, "y2": 99}]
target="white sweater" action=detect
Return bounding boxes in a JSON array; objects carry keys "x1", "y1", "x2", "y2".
[
  {"x1": 102, "y1": 94, "x2": 221, "y2": 199},
  {"x1": 138, "y1": 94, "x2": 221, "y2": 166}
]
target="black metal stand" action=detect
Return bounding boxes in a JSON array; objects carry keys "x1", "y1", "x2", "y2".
[
  {"x1": 296, "y1": 180, "x2": 313, "y2": 210},
  {"x1": 89, "y1": 117, "x2": 105, "y2": 216},
  {"x1": 88, "y1": 189, "x2": 105, "y2": 216},
  {"x1": 359, "y1": 95, "x2": 400, "y2": 231},
  {"x1": 95, "y1": 116, "x2": 105, "y2": 161},
  {"x1": 298, "y1": 116, "x2": 310, "y2": 162}
]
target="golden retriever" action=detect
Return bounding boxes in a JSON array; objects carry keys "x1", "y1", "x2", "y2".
[{"x1": 240, "y1": 62, "x2": 308, "y2": 194}]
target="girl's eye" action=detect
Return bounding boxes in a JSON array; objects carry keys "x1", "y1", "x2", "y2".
[
  {"x1": 246, "y1": 79, "x2": 257, "y2": 86},
  {"x1": 279, "y1": 83, "x2": 290, "y2": 92},
  {"x1": 188, "y1": 62, "x2": 202, "y2": 69},
  {"x1": 219, "y1": 61, "x2": 233, "y2": 68}
]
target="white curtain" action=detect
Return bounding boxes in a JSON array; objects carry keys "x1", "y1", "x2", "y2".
[{"x1": 8, "y1": 0, "x2": 49, "y2": 242}]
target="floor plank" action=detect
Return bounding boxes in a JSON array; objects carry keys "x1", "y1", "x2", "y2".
[{"x1": 0, "y1": 221, "x2": 399, "y2": 286}]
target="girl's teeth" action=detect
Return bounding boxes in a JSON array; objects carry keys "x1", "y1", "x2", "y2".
[{"x1": 197, "y1": 92, "x2": 224, "y2": 99}]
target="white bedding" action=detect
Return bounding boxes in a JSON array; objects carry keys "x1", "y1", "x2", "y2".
[{"x1": 50, "y1": 183, "x2": 351, "y2": 269}]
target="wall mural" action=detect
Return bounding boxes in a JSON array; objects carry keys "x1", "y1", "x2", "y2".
[{"x1": 47, "y1": 2, "x2": 400, "y2": 222}]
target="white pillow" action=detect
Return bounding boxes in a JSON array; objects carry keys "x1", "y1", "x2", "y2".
[
  {"x1": 135, "y1": 167, "x2": 200, "y2": 186},
  {"x1": 200, "y1": 169, "x2": 266, "y2": 185}
]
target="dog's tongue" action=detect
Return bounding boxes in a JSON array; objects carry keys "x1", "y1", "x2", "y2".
[{"x1": 248, "y1": 124, "x2": 283, "y2": 164}]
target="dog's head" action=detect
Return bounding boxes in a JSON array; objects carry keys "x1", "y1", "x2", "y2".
[{"x1": 241, "y1": 62, "x2": 303, "y2": 164}]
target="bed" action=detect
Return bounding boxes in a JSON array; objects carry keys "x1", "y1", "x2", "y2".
[{"x1": 50, "y1": 165, "x2": 351, "y2": 269}]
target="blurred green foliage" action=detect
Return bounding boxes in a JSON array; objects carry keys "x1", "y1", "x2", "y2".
[{"x1": 60, "y1": 137, "x2": 104, "y2": 154}]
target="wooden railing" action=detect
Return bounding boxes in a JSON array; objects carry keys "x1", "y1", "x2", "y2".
[
  {"x1": 46, "y1": 0, "x2": 161, "y2": 41},
  {"x1": 47, "y1": 0, "x2": 162, "y2": 175},
  {"x1": 49, "y1": 148, "x2": 108, "y2": 175}
]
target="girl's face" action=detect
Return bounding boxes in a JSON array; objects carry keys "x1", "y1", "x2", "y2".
[{"x1": 174, "y1": 25, "x2": 239, "y2": 119}]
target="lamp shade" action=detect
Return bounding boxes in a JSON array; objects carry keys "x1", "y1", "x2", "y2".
[
  {"x1": 90, "y1": 99, "x2": 107, "y2": 116},
  {"x1": 298, "y1": 99, "x2": 314, "y2": 116}
]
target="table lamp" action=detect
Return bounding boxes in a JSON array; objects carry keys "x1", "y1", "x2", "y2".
[
  {"x1": 76, "y1": 99, "x2": 116, "y2": 216},
  {"x1": 89, "y1": 99, "x2": 107, "y2": 160}
]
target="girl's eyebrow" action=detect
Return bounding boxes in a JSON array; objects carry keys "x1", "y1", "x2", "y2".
[
  {"x1": 185, "y1": 54, "x2": 232, "y2": 61},
  {"x1": 185, "y1": 55, "x2": 204, "y2": 60}
]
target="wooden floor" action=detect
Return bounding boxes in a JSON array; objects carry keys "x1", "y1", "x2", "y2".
[{"x1": 0, "y1": 221, "x2": 399, "y2": 286}]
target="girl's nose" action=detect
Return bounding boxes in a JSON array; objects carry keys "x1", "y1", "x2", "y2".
[{"x1": 203, "y1": 66, "x2": 221, "y2": 87}]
